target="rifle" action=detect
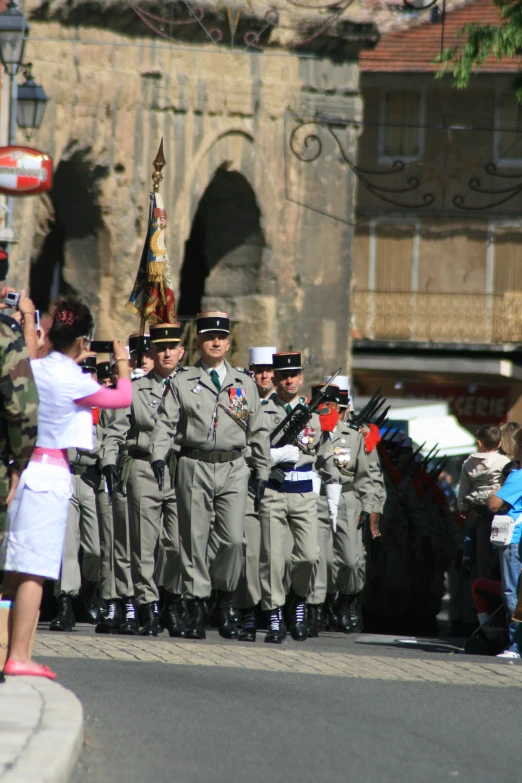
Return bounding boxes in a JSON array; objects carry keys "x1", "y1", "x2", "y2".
[
  {"x1": 402, "y1": 441, "x2": 427, "y2": 478},
  {"x1": 430, "y1": 457, "x2": 448, "y2": 478},
  {"x1": 351, "y1": 388, "x2": 384, "y2": 428},
  {"x1": 270, "y1": 368, "x2": 341, "y2": 484},
  {"x1": 372, "y1": 406, "x2": 390, "y2": 428}
]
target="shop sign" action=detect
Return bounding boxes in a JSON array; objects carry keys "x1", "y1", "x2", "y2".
[
  {"x1": 402, "y1": 383, "x2": 509, "y2": 426},
  {"x1": 0, "y1": 146, "x2": 52, "y2": 196}
]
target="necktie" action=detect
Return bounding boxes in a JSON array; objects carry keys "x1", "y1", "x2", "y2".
[
  {"x1": 210, "y1": 369, "x2": 221, "y2": 392},
  {"x1": 286, "y1": 404, "x2": 292, "y2": 415}
]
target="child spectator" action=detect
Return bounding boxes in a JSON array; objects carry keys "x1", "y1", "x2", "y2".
[
  {"x1": 488, "y1": 439, "x2": 522, "y2": 658},
  {"x1": 457, "y1": 424, "x2": 510, "y2": 578}
]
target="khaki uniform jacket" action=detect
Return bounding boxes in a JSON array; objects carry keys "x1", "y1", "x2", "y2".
[
  {"x1": 150, "y1": 359, "x2": 270, "y2": 481},
  {"x1": 366, "y1": 445, "x2": 386, "y2": 514},
  {"x1": 99, "y1": 371, "x2": 168, "y2": 468},
  {"x1": 262, "y1": 395, "x2": 337, "y2": 484},
  {"x1": 327, "y1": 423, "x2": 374, "y2": 513}
]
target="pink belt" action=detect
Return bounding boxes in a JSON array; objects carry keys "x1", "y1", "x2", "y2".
[{"x1": 31, "y1": 447, "x2": 70, "y2": 469}]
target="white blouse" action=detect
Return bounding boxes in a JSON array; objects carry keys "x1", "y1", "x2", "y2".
[{"x1": 31, "y1": 351, "x2": 100, "y2": 450}]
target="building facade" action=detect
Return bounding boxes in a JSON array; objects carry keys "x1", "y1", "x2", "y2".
[{"x1": 351, "y1": 0, "x2": 522, "y2": 429}]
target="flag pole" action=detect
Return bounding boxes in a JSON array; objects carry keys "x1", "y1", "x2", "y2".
[{"x1": 137, "y1": 139, "x2": 166, "y2": 366}]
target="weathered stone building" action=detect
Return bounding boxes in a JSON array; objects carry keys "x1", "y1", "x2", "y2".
[{"x1": 7, "y1": 0, "x2": 379, "y2": 377}]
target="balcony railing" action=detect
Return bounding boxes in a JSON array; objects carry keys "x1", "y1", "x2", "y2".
[{"x1": 353, "y1": 291, "x2": 522, "y2": 344}]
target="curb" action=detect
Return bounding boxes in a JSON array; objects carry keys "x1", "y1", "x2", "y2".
[{"x1": 0, "y1": 676, "x2": 83, "y2": 783}]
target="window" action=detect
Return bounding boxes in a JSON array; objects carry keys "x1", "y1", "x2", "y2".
[
  {"x1": 375, "y1": 223, "x2": 415, "y2": 291},
  {"x1": 381, "y1": 92, "x2": 422, "y2": 159},
  {"x1": 496, "y1": 94, "x2": 522, "y2": 162}
]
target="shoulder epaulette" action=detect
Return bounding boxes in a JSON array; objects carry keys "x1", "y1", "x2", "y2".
[
  {"x1": 0, "y1": 313, "x2": 22, "y2": 335},
  {"x1": 235, "y1": 367, "x2": 255, "y2": 379},
  {"x1": 175, "y1": 366, "x2": 189, "y2": 374}
]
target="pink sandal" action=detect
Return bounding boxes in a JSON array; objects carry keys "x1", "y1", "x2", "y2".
[{"x1": 4, "y1": 659, "x2": 57, "y2": 680}]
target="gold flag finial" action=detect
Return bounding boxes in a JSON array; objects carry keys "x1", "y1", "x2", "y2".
[{"x1": 152, "y1": 138, "x2": 166, "y2": 193}]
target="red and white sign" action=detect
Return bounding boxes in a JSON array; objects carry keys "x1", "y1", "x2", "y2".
[
  {"x1": 0, "y1": 146, "x2": 52, "y2": 196},
  {"x1": 402, "y1": 383, "x2": 509, "y2": 426}
]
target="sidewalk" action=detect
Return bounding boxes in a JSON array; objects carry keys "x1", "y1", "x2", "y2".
[{"x1": 0, "y1": 675, "x2": 83, "y2": 783}]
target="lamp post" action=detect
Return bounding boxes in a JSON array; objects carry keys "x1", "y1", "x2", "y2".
[
  {"x1": 17, "y1": 63, "x2": 48, "y2": 141},
  {"x1": 0, "y1": 0, "x2": 28, "y2": 78}
]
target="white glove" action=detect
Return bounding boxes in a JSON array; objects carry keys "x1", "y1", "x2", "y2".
[
  {"x1": 326, "y1": 483, "x2": 342, "y2": 532},
  {"x1": 131, "y1": 367, "x2": 146, "y2": 380},
  {"x1": 270, "y1": 445, "x2": 300, "y2": 466}
]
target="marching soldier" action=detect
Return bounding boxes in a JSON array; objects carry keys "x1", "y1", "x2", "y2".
[
  {"x1": 307, "y1": 377, "x2": 375, "y2": 635},
  {"x1": 100, "y1": 323, "x2": 185, "y2": 636},
  {"x1": 49, "y1": 356, "x2": 102, "y2": 632},
  {"x1": 129, "y1": 333, "x2": 153, "y2": 379},
  {"x1": 236, "y1": 346, "x2": 277, "y2": 642},
  {"x1": 150, "y1": 312, "x2": 270, "y2": 641},
  {"x1": 258, "y1": 352, "x2": 339, "y2": 643}
]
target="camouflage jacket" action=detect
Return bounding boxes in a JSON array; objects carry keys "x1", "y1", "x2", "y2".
[{"x1": 0, "y1": 314, "x2": 38, "y2": 506}]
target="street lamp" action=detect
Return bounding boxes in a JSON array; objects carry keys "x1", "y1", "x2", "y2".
[
  {"x1": 17, "y1": 64, "x2": 48, "y2": 140},
  {"x1": 0, "y1": 0, "x2": 28, "y2": 77}
]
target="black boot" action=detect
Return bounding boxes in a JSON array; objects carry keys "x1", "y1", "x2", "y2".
[
  {"x1": 81, "y1": 581, "x2": 101, "y2": 624},
  {"x1": 290, "y1": 593, "x2": 308, "y2": 641},
  {"x1": 95, "y1": 600, "x2": 121, "y2": 634},
  {"x1": 307, "y1": 604, "x2": 320, "y2": 638},
  {"x1": 180, "y1": 597, "x2": 192, "y2": 627},
  {"x1": 118, "y1": 597, "x2": 139, "y2": 635},
  {"x1": 139, "y1": 601, "x2": 161, "y2": 636},
  {"x1": 335, "y1": 594, "x2": 353, "y2": 634},
  {"x1": 186, "y1": 598, "x2": 207, "y2": 640},
  {"x1": 49, "y1": 594, "x2": 75, "y2": 632},
  {"x1": 216, "y1": 591, "x2": 239, "y2": 639},
  {"x1": 238, "y1": 608, "x2": 256, "y2": 643},
  {"x1": 324, "y1": 593, "x2": 339, "y2": 632},
  {"x1": 317, "y1": 604, "x2": 325, "y2": 632},
  {"x1": 210, "y1": 591, "x2": 240, "y2": 628},
  {"x1": 162, "y1": 593, "x2": 186, "y2": 638},
  {"x1": 265, "y1": 608, "x2": 286, "y2": 644},
  {"x1": 348, "y1": 595, "x2": 364, "y2": 633}
]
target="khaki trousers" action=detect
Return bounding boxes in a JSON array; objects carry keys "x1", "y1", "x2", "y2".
[
  {"x1": 237, "y1": 490, "x2": 261, "y2": 609},
  {"x1": 334, "y1": 491, "x2": 365, "y2": 596},
  {"x1": 176, "y1": 455, "x2": 249, "y2": 600},
  {"x1": 259, "y1": 488, "x2": 319, "y2": 611},
  {"x1": 59, "y1": 473, "x2": 101, "y2": 596},
  {"x1": 112, "y1": 488, "x2": 133, "y2": 598},
  {"x1": 308, "y1": 491, "x2": 365, "y2": 605},
  {"x1": 96, "y1": 486, "x2": 116, "y2": 601},
  {"x1": 126, "y1": 459, "x2": 181, "y2": 605},
  {"x1": 307, "y1": 498, "x2": 335, "y2": 605}
]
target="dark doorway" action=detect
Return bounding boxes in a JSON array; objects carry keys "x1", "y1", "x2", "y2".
[
  {"x1": 178, "y1": 165, "x2": 264, "y2": 317},
  {"x1": 30, "y1": 152, "x2": 109, "y2": 312}
]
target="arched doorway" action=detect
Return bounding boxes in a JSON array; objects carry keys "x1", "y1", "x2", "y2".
[
  {"x1": 177, "y1": 165, "x2": 265, "y2": 317},
  {"x1": 30, "y1": 152, "x2": 108, "y2": 312}
]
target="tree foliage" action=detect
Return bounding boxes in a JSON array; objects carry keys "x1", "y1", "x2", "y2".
[{"x1": 437, "y1": 0, "x2": 522, "y2": 101}]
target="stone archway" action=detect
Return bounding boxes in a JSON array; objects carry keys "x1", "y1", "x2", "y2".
[
  {"x1": 177, "y1": 163, "x2": 265, "y2": 317},
  {"x1": 29, "y1": 151, "x2": 109, "y2": 315}
]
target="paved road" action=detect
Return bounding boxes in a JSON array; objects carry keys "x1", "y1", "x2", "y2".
[{"x1": 35, "y1": 625, "x2": 521, "y2": 783}]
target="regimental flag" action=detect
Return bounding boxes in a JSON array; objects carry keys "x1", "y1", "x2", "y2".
[{"x1": 125, "y1": 191, "x2": 176, "y2": 324}]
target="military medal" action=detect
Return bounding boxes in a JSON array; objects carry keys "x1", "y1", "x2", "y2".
[{"x1": 228, "y1": 387, "x2": 249, "y2": 421}]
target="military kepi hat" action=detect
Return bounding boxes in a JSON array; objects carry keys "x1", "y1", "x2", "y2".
[
  {"x1": 129, "y1": 333, "x2": 151, "y2": 353},
  {"x1": 79, "y1": 356, "x2": 97, "y2": 374},
  {"x1": 249, "y1": 346, "x2": 277, "y2": 367},
  {"x1": 311, "y1": 383, "x2": 340, "y2": 403},
  {"x1": 273, "y1": 352, "x2": 302, "y2": 371},
  {"x1": 196, "y1": 311, "x2": 230, "y2": 335},
  {"x1": 96, "y1": 361, "x2": 112, "y2": 380},
  {"x1": 325, "y1": 374, "x2": 350, "y2": 408},
  {"x1": 150, "y1": 323, "x2": 181, "y2": 343}
]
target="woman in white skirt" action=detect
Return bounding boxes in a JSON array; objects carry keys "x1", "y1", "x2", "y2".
[{"x1": 1, "y1": 295, "x2": 133, "y2": 679}]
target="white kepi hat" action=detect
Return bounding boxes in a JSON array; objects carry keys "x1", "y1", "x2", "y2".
[{"x1": 249, "y1": 346, "x2": 278, "y2": 367}]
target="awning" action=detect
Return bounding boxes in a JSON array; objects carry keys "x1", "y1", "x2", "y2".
[{"x1": 408, "y1": 415, "x2": 476, "y2": 457}]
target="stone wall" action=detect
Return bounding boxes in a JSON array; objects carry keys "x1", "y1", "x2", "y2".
[{"x1": 11, "y1": 7, "x2": 366, "y2": 378}]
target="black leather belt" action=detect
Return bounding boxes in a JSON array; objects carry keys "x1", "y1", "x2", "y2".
[
  {"x1": 180, "y1": 448, "x2": 243, "y2": 464},
  {"x1": 128, "y1": 449, "x2": 150, "y2": 461}
]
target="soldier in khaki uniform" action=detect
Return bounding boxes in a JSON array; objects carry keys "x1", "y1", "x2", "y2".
[
  {"x1": 236, "y1": 345, "x2": 277, "y2": 642},
  {"x1": 150, "y1": 312, "x2": 270, "y2": 641},
  {"x1": 307, "y1": 380, "x2": 375, "y2": 636},
  {"x1": 99, "y1": 323, "x2": 184, "y2": 636},
  {"x1": 49, "y1": 356, "x2": 102, "y2": 632},
  {"x1": 258, "y1": 352, "x2": 339, "y2": 644}
]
